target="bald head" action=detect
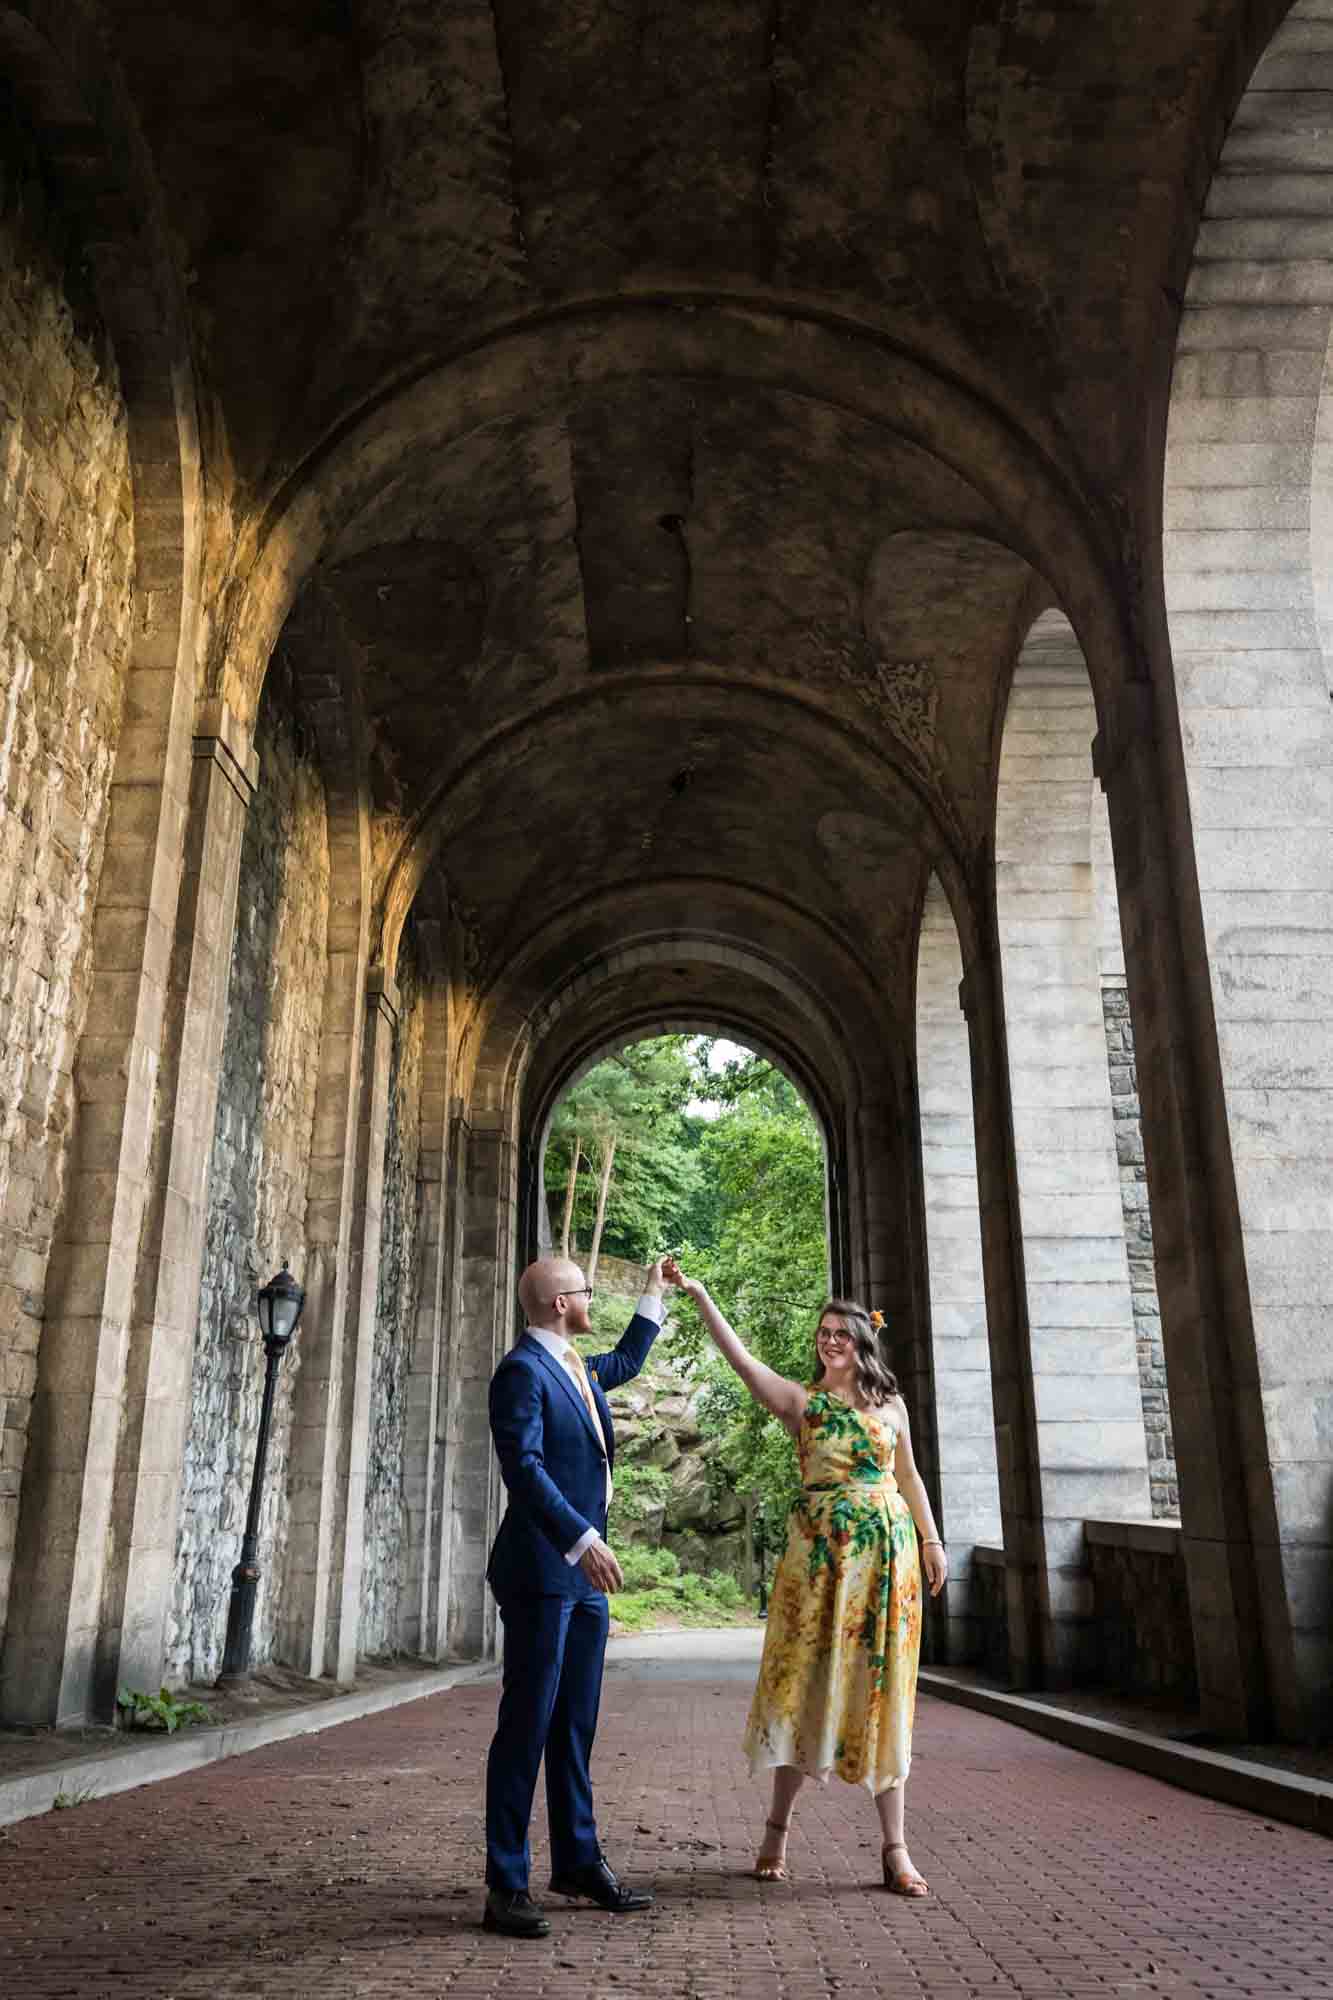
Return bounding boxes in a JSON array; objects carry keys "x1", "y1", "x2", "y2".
[{"x1": 518, "y1": 1256, "x2": 589, "y2": 1331}]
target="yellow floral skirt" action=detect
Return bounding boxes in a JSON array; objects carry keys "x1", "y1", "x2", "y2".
[{"x1": 742, "y1": 1482, "x2": 922, "y2": 1794}]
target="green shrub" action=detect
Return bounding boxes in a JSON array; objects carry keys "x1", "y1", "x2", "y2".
[
  {"x1": 610, "y1": 1459, "x2": 671, "y2": 1523},
  {"x1": 617, "y1": 1543, "x2": 681, "y2": 1591},
  {"x1": 117, "y1": 1686, "x2": 214, "y2": 1733},
  {"x1": 610, "y1": 1559, "x2": 749, "y2": 1632}
]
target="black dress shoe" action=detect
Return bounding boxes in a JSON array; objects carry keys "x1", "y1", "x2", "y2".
[
  {"x1": 482, "y1": 1888, "x2": 551, "y2": 1937},
  {"x1": 548, "y1": 1856, "x2": 653, "y2": 1912}
]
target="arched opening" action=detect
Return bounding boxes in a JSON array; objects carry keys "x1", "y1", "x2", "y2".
[
  {"x1": 533, "y1": 1023, "x2": 833, "y2": 1270},
  {"x1": 532, "y1": 1030, "x2": 831, "y2": 1625},
  {"x1": 432, "y1": 906, "x2": 922, "y2": 1660},
  {"x1": 993, "y1": 608, "x2": 1156, "y2": 1679}
]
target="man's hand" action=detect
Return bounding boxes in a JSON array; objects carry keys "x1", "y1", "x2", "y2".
[
  {"x1": 578, "y1": 1538, "x2": 624, "y2": 1594},
  {"x1": 643, "y1": 1256, "x2": 667, "y2": 1296}
]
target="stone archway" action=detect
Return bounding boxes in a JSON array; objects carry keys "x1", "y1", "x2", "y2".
[
  {"x1": 433, "y1": 905, "x2": 926, "y2": 1660},
  {"x1": 992, "y1": 607, "x2": 1153, "y2": 1680}
]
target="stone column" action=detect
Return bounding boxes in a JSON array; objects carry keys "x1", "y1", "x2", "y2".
[
  {"x1": 425, "y1": 1110, "x2": 470, "y2": 1660},
  {"x1": 960, "y1": 954, "x2": 1047, "y2": 1687},
  {"x1": 448, "y1": 1119, "x2": 517, "y2": 1660},
  {"x1": 400, "y1": 943, "x2": 452, "y2": 1658},
  {"x1": 1094, "y1": 688, "x2": 1271, "y2": 1737},
  {"x1": 281, "y1": 800, "x2": 370, "y2": 1678},
  {"x1": 322, "y1": 973, "x2": 399, "y2": 1684},
  {"x1": 852, "y1": 1096, "x2": 916, "y2": 1338},
  {"x1": 916, "y1": 879, "x2": 1003, "y2": 1664},
  {"x1": 0, "y1": 579, "x2": 197, "y2": 1727},
  {"x1": 97, "y1": 701, "x2": 258, "y2": 1708}
]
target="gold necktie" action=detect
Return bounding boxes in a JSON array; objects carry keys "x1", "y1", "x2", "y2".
[
  {"x1": 563, "y1": 1348, "x2": 612, "y2": 1502},
  {"x1": 563, "y1": 1348, "x2": 601, "y2": 1432}
]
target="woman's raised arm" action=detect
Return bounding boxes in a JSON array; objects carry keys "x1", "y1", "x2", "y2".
[{"x1": 663, "y1": 1258, "x2": 807, "y2": 1434}]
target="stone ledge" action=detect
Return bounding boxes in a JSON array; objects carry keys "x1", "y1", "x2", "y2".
[
  {"x1": 1084, "y1": 1515, "x2": 1182, "y2": 1554},
  {"x1": 919, "y1": 1669, "x2": 1333, "y2": 1839},
  {"x1": 969, "y1": 1524, "x2": 1184, "y2": 1561},
  {"x1": 0, "y1": 1661, "x2": 494, "y2": 1830}
]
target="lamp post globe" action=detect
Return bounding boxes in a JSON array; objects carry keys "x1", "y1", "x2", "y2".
[
  {"x1": 257, "y1": 1262, "x2": 305, "y2": 1348},
  {"x1": 217, "y1": 1263, "x2": 306, "y2": 1686}
]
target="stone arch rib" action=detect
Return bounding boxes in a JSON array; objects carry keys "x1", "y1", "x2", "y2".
[{"x1": 221, "y1": 301, "x2": 1136, "y2": 733}]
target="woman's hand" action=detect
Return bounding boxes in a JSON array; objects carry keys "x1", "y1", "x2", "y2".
[{"x1": 921, "y1": 1540, "x2": 948, "y2": 1598}]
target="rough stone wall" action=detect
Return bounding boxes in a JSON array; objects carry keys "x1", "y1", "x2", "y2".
[
  {"x1": 1101, "y1": 982, "x2": 1178, "y2": 1518},
  {"x1": 359, "y1": 925, "x2": 424, "y2": 1660},
  {"x1": 167, "y1": 658, "x2": 330, "y2": 1685},
  {"x1": 0, "y1": 112, "x2": 134, "y2": 1645}
]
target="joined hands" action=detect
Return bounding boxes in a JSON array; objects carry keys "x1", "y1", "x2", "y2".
[{"x1": 661, "y1": 1254, "x2": 700, "y2": 1296}]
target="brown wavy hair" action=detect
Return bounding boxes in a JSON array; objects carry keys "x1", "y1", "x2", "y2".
[{"x1": 810, "y1": 1299, "x2": 899, "y2": 1406}]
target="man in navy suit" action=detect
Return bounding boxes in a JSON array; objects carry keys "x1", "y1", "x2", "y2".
[{"x1": 482, "y1": 1253, "x2": 665, "y2": 1938}]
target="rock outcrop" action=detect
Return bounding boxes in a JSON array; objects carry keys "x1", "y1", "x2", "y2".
[{"x1": 602, "y1": 1318, "x2": 750, "y2": 1583}]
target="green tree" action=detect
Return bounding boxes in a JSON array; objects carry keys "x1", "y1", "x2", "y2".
[
  {"x1": 672, "y1": 1060, "x2": 829, "y2": 1541},
  {"x1": 545, "y1": 1037, "x2": 704, "y2": 1272}
]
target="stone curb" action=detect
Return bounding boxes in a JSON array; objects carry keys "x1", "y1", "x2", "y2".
[
  {"x1": 919, "y1": 1668, "x2": 1333, "y2": 1837},
  {"x1": 0, "y1": 1661, "x2": 497, "y2": 1829}
]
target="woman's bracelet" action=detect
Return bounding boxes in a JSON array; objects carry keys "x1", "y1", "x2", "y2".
[{"x1": 921, "y1": 1538, "x2": 944, "y2": 1548}]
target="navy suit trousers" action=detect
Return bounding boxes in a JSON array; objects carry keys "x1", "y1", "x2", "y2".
[{"x1": 484, "y1": 1591, "x2": 610, "y2": 1892}]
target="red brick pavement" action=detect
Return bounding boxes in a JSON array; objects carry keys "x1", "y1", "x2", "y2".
[{"x1": 1, "y1": 1662, "x2": 1331, "y2": 2000}]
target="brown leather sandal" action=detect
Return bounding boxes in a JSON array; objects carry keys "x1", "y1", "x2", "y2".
[
  {"x1": 754, "y1": 1817, "x2": 791, "y2": 1881},
  {"x1": 882, "y1": 1841, "x2": 929, "y2": 1897}
]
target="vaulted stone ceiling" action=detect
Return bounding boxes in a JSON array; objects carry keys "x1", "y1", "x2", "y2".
[{"x1": 99, "y1": 0, "x2": 1284, "y2": 1014}]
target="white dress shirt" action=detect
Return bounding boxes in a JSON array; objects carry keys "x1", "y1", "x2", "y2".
[{"x1": 526, "y1": 1293, "x2": 664, "y2": 1564}]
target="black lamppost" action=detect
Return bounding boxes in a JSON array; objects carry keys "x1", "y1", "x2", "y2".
[
  {"x1": 755, "y1": 1506, "x2": 769, "y2": 1619},
  {"x1": 217, "y1": 1263, "x2": 305, "y2": 1686}
]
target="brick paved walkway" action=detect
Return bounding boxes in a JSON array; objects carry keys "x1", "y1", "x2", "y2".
[{"x1": 2, "y1": 1641, "x2": 1331, "y2": 1999}]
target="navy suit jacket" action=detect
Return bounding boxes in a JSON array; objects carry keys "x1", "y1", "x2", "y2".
[{"x1": 486, "y1": 1313, "x2": 660, "y2": 1603}]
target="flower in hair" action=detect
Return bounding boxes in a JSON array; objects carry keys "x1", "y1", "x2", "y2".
[{"x1": 869, "y1": 1310, "x2": 884, "y2": 1329}]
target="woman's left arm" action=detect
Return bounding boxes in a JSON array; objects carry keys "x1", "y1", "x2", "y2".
[{"x1": 891, "y1": 1398, "x2": 948, "y2": 1599}]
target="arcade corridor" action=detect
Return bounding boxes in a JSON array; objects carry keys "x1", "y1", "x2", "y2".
[{"x1": 1, "y1": 1637, "x2": 1328, "y2": 2000}]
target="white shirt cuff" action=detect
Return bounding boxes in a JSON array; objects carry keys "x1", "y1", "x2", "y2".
[
  {"x1": 565, "y1": 1526, "x2": 599, "y2": 1565},
  {"x1": 636, "y1": 1293, "x2": 664, "y2": 1326}
]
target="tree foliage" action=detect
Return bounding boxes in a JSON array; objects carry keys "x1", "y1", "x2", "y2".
[
  {"x1": 544, "y1": 1036, "x2": 703, "y2": 1267},
  {"x1": 545, "y1": 1033, "x2": 830, "y2": 1544},
  {"x1": 671, "y1": 1050, "x2": 829, "y2": 1542}
]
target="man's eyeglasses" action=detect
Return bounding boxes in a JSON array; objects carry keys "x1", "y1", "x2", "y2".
[{"x1": 549, "y1": 1285, "x2": 594, "y2": 1304}]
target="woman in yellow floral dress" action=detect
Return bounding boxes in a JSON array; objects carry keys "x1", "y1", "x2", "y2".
[{"x1": 663, "y1": 1262, "x2": 947, "y2": 1897}]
